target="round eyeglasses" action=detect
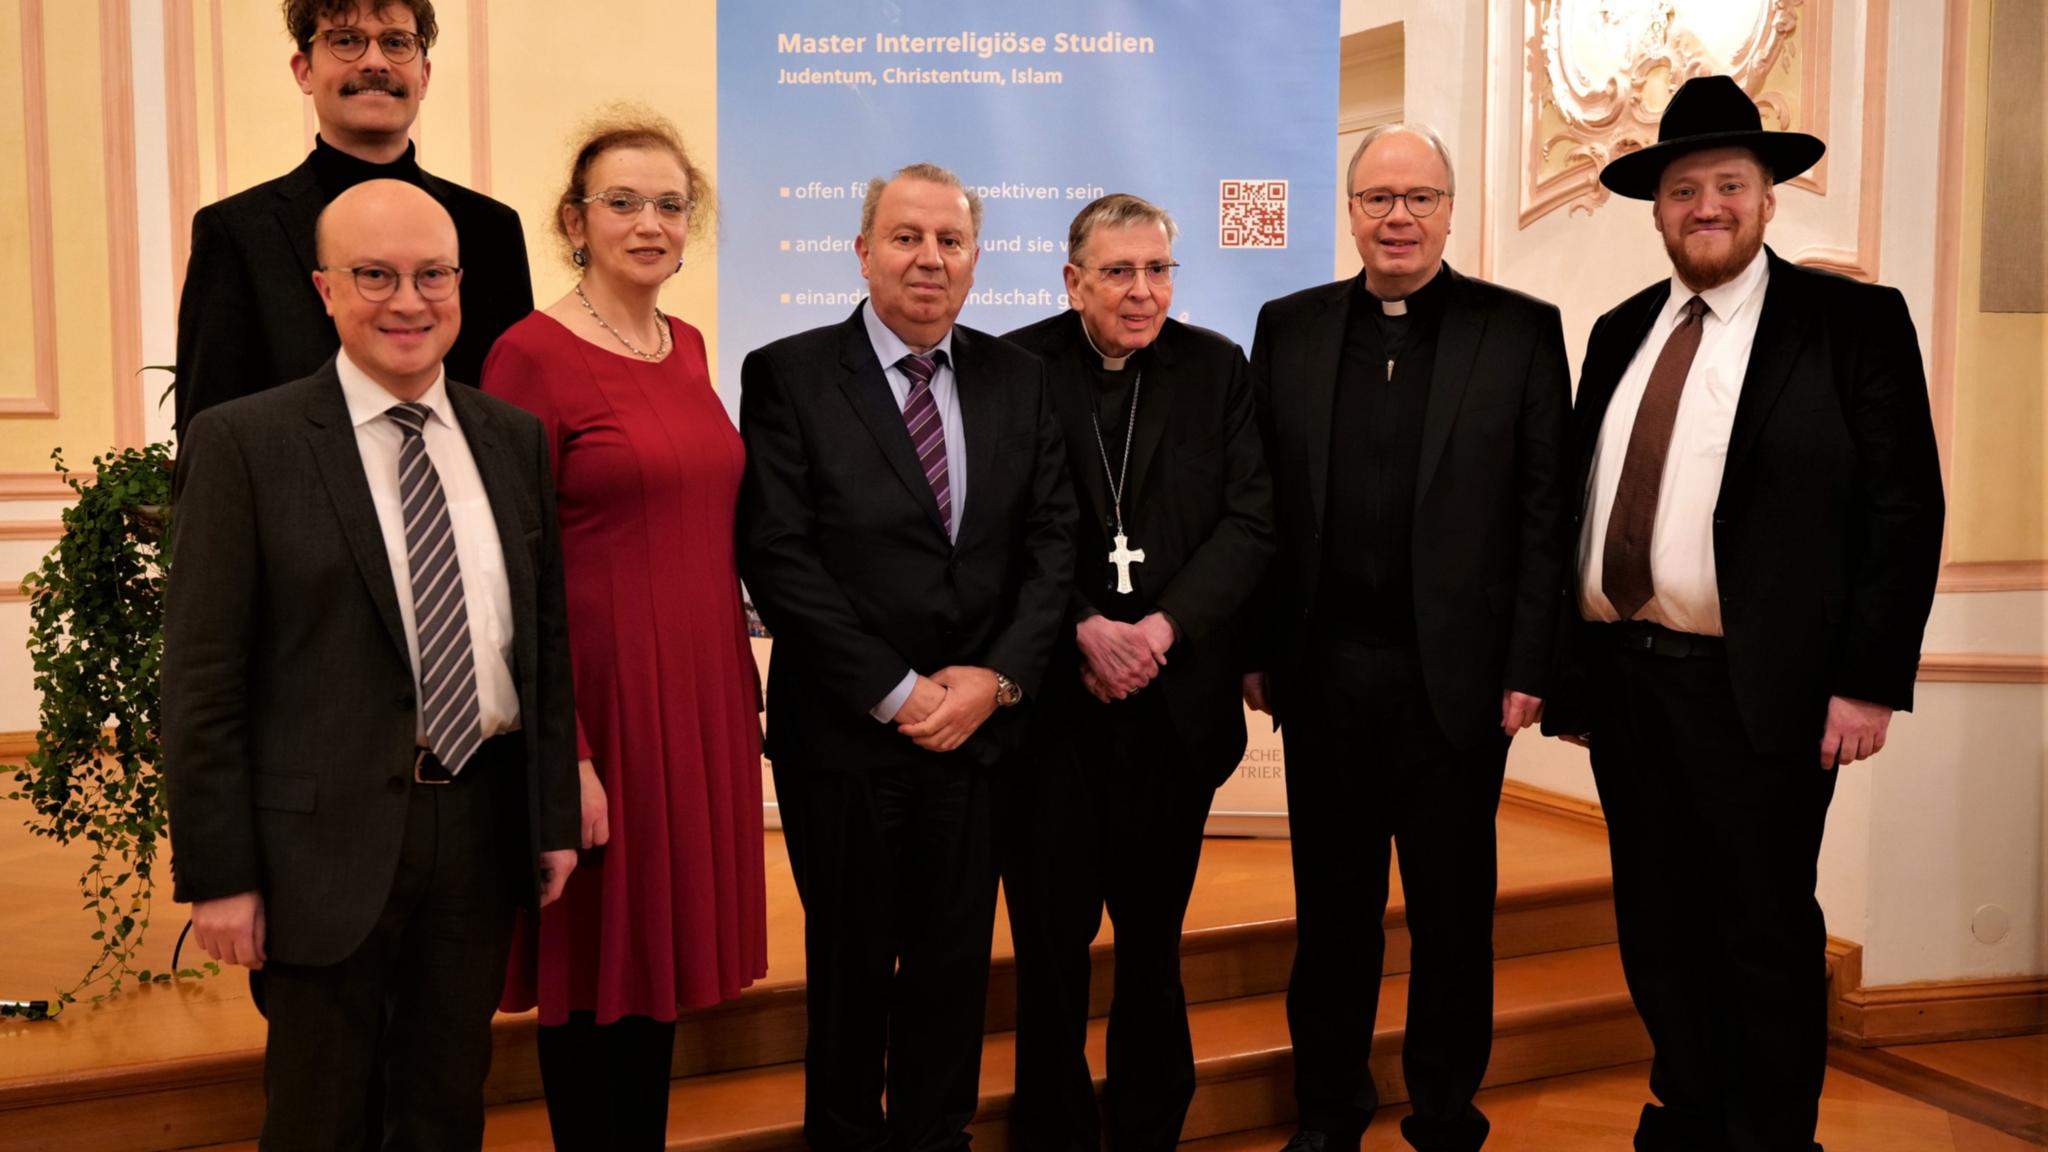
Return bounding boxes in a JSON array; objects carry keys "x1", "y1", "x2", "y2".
[
  {"x1": 313, "y1": 27, "x2": 423, "y2": 64},
  {"x1": 1350, "y1": 187, "x2": 1448, "y2": 218},
  {"x1": 323, "y1": 264, "x2": 462, "y2": 302}
]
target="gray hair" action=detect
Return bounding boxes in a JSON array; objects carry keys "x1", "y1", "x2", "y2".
[
  {"x1": 861, "y1": 162, "x2": 984, "y2": 242},
  {"x1": 1345, "y1": 122, "x2": 1457, "y2": 198},
  {"x1": 1067, "y1": 193, "x2": 1179, "y2": 266}
]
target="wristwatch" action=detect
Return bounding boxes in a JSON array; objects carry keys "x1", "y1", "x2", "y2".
[{"x1": 994, "y1": 672, "x2": 1023, "y2": 707}]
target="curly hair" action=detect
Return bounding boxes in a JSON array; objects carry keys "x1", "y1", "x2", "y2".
[
  {"x1": 554, "y1": 106, "x2": 716, "y2": 267},
  {"x1": 282, "y1": 1, "x2": 438, "y2": 54}
]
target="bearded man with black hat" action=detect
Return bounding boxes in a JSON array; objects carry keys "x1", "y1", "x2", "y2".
[{"x1": 1545, "y1": 74, "x2": 1945, "y2": 1149}]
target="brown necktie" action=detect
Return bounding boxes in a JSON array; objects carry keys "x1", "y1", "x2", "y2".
[{"x1": 1601, "y1": 295, "x2": 1708, "y2": 622}]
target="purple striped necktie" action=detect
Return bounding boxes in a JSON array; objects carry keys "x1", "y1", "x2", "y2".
[
  {"x1": 386, "y1": 403, "x2": 483, "y2": 775},
  {"x1": 898, "y1": 352, "x2": 952, "y2": 531}
]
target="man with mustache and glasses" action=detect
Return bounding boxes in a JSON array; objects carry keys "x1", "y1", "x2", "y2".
[
  {"x1": 174, "y1": 0, "x2": 532, "y2": 435},
  {"x1": 1545, "y1": 75, "x2": 1944, "y2": 1150}
]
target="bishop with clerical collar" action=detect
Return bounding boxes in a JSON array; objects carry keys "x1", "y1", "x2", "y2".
[
  {"x1": 998, "y1": 193, "x2": 1275, "y2": 1152},
  {"x1": 1243, "y1": 124, "x2": 1573, "y2": 1152}
]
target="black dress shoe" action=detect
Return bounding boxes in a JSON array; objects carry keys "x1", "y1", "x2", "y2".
[{"x1": 1279, "y1": 1133, "x2": 1330, "y2": 1152}]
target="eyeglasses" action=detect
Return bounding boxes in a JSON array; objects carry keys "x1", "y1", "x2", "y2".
[
  {"x1": 1079, "y1": 261, "x2": 1180, "y2": 287},
  {"x1": 313, "y1": 27, "x2": 423, "y2": 64},
  {"x1": 580, "y1": 190, "x2": 695, "y2": 219},
  {"x1": 1351, "y1": 187, "x2": 1448, "y2": 218},
  {"x1": 322, "y1": 264, "x2": 462, "y2": 302}
]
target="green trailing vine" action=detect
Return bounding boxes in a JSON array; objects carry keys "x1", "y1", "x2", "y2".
[{"x1": 11, "y1": 443, "x2": 216, "y2": 1014}]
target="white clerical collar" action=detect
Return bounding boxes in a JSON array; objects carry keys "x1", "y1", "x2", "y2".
[
  {"x1": 335, "y1": 348, "x2": 452, "y2": 430},
  {"x1": 1361, "y1": 271, "x2": 1419, "y2": 315},
  {"x1": 1077, "y1": 314, "x2": 1130, "y2": 370}
]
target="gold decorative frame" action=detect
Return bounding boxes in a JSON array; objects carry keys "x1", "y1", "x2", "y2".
[{"x1": 1520, "y1": 0, "x2": 1829, "y2": 226}]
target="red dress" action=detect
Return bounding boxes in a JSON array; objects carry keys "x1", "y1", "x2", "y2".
[{"x1": 485, "y1": 311, "x2": 767, "y2": 1025}]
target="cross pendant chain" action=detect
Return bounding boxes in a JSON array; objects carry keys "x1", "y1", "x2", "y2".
[{"x1": 1089, "y1": 372, "x2": 1145, "y2": 595}]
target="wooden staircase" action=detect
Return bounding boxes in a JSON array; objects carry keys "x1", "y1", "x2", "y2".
[{"x1": 0, "y1": 797, "x2": 1644, "y2": 1150}]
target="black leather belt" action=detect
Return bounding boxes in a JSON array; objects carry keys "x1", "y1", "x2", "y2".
[{"x1": 1600, "y1": 620, "x2": 1725, "y2": 659}]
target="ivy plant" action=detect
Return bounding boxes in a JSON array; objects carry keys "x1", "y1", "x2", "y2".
[{"x1": 11, "y1": 443, "x2": 215, "y2": 1014}]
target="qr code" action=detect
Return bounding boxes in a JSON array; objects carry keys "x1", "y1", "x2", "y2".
[{"x1": 1220, "y1": 179, "x2": 1288, "y2": 248}]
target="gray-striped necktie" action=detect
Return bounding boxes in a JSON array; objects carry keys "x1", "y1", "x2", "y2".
[{"x1": 386, "y1": 403, "x2": 483, "y2": 775}]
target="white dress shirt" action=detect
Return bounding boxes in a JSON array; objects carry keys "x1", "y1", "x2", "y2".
[
  {"x1": 1579, "y1": 248, "x2": 1770, "y2": 636},
  {"x1": 336, "y1": 350, "x2": 521, "y2": 741},
  {"x1": 861, "y1": 299, "x2": 969, "y2": 722}
]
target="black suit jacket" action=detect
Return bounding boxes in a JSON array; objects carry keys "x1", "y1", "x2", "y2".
[
  {"x1": 163, "y1": 360, "x2": 579, "y2": 966},
  {"x1": 737, "y1": 304, "x2": 1077, "y2": 772},
  {"x1": 173, "y1": 153, "x2": 534, "y2": 433},
  {"x1": 1547, "y1": 249, "x2": 1945, "y2": 753},
  {"x1": 1250, "y1": 264, "x2": 1573, "y2": 750},
  {"x1": 1003, "y1": 311, "x2": 1275, "y2": 787}
]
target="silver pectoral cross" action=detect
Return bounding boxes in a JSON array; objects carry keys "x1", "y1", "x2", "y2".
[{"x1": 1108, "y1": 531, "x2": 1146, "y2": 595}]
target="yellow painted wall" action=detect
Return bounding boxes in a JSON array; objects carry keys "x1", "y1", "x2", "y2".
[
  {"x1": 412, "y1": 0, "x2": 474, "y2": 188},
  {"x1": 0, "y1": 0, "x2": 36, "y2": 404},
  {"x1": 0, "y1": 0, "x2": 119, "y2": 473},
  {"x1": 1950, "y1": 0, "x2": 2048, "y2": 564},
  {"x1": 217, "y1": 1, "x2": 309, "y2": 198}
]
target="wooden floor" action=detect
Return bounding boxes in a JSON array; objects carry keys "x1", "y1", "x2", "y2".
[
  {"x1": 1185, "y1": 1055, "x2": 2048, "y2": 1150},
  {"x1": 1885, "y1": 1034, "x2": 2048, "y2": 1112}
]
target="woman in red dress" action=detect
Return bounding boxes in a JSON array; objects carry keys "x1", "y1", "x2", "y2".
[{"x1": 484, "y1": 112, "x2": 767, "y2": 1150}]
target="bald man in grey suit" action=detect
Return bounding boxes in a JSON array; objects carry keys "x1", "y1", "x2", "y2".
[{"x1": 165, "y1": 180, "x2": 579, "y2": 1151}]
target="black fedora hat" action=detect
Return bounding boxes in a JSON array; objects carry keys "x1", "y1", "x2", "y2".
[{"x1": 1599, "y1": 74, "x2": 1826, "y2": 200}]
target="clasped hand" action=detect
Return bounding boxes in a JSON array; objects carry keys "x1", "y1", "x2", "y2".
[
  {"x1": 895, "y1": 666, "x2": 1000, "y2": 752},
  {"x1": 1077, "y1": 612, "x2": 1173, "y2": 703}
]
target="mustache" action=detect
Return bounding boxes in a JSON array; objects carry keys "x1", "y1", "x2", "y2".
[{"x1": 340, "y1": 76, "x2": 409, "y2": 97}]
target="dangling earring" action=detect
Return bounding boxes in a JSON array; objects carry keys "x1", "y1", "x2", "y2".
[
  {"x1": 675, "y1": 254, "x2": 685, "y2": 273},
  {"x1": 572, "y1": 247, "x2": 589, "y2": 268}
]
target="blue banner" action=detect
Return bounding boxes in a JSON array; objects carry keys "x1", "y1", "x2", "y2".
[{"x1": 715, "y1": 0, "x2": 1340, "y2": 411}]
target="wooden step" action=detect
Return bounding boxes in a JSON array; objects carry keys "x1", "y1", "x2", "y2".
[
  {"x1": 2, "y1": 807, "x2": 1618, "y2": 1151},
  {"x1": 1178, "y1": 1124, "x2": 1299, "y2": 1150},
  {"x1": 303, "y1": 942, "x2": 1641, "y2": 1152}
]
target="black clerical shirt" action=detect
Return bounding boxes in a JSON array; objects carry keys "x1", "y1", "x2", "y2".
[{"x1": 1318, "y1": 266, "x2": 1451, "y2": 644}]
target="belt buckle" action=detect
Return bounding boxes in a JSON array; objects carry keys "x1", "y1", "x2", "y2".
[
  {"x1": 1631, "y1": 630, "x2": 1657, "y2": 653},
  {"x1": 413, "y1": 747, "x2": 451, "y2": 785}
]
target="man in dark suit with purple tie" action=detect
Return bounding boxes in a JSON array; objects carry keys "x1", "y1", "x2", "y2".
[{"x1": 737, "y1": 162, "x2": 1076, "y2": 1152}]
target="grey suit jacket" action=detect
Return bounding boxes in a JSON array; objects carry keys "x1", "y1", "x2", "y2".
[{"x1": 163, "y1": 359, "x2": 579, "y2": 966}]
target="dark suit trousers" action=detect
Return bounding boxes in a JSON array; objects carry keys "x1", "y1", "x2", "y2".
[
  {"x1": 775, "y1": 752, "x2": 999, "y2": 1152},
  {"x1": 257, "y1": 739, "x2": 521, "y2": 1152},
  {"x1": 1004, "y1": 688, "x2": 1216, "y2": 1152},
  {"x1": 1587, "y1": 630, "x2": 1835, "y2": 1152},
  {"x1": 1282, "y1": 638, "x2": 1505, "y2": 1152}
]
